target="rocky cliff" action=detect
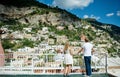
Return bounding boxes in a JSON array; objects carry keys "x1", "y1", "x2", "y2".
[{"x1": 0, "y1": 0, "x2": 120, "y2": 57}]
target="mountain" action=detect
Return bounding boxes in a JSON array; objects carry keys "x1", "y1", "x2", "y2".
[{"x1": 0, "y1": 0, "x2": 120, "y2": 57}]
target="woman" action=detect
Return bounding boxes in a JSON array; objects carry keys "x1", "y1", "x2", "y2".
[{"x1": 63, "y1": 42, "x2": 73, "y2": 76}]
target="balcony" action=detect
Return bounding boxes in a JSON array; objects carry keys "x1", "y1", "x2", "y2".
[{"x1": 0, "y1": 53, "x2": 116, "y2": 77}]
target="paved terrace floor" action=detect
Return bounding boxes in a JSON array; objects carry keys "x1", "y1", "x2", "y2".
[{"x1": 0, "y1": 73, "x2": 111, "y2": 77}]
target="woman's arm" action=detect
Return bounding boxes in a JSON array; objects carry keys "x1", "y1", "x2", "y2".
[{"x1": 78, "y1": 48, "x2": 83, "y2": 54}]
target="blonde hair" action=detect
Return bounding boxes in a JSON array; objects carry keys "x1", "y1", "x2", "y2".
[{"x1": 64, "y1": 42, "x2": 69, "y2": 51}]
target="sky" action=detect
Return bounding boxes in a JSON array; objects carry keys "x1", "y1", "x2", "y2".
[{"x1": 37, "y1": 0, "x2": 120, "y2": 27}]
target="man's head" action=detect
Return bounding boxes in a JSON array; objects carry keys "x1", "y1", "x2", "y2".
[{"x1": 85, "y1": 38, "x2": 89, "y2": 42}]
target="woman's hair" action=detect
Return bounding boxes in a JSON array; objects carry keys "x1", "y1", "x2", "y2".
[{"x1": 64, "y1": 42, "x2": 69, "y2": 51}]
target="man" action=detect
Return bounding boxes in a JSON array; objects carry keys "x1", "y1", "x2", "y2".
[{"x1": 78, "y1": 37, "x2": 94, "y2": 77}]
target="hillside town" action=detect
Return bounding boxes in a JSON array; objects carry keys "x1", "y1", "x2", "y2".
[
  {"x1": 0, "y1": 26, "x2": 120, "y2": 76},
  {"x1": 1, "y1": 23, "x2": 120, "y2": 55},
  {"x1": 0, "y1": 23, "x2": 120, "y2": 67}
]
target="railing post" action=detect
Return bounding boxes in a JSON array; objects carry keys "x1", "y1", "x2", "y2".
[
  {"x1": 105, "y1": 53, "x2": 108, "y2": 74},
  {"x1": 32, "y1": 58, "x2": 34, "y2": 74}
]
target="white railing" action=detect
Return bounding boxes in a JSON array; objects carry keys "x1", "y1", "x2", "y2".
[{"x1": 0, "y1": 52, "x2": 107, "y2": 74}]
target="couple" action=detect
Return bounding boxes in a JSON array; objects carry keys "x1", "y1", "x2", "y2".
[{"x1": 63, "y1": 35, "x2": 94, "y2": 77}]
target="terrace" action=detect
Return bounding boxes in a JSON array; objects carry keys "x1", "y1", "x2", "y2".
[{"x1": 0, "y1": 52, "x2": 116, "y2": 77}]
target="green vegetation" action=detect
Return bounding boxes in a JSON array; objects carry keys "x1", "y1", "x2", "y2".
[
  {"x1": 2, "y1": 19, "x2": 19, "y2": 25},
  {"x1": 107, "y1": 47, "x2": 117, "y2": 57},
  {"x1": 29, "y1": 8, "x2": 50, "y2": 16},
  {"x1": 2, "y1": 40, "x2": 16, "y2": 50},
  {"x1": 0, "y1": 22, "x2": 5, "y2": 27},
  {"x1": 1, "y1": 38, "x2": 34, "y2": 51},
  {"x1": 1, "y1": 0, "x2": 42, "y2": 7},
  {"x1": 21, "y1": 38, "x2": 34, "y2": 48},
  {"x1": 48, "y1": 25, "x2": 80, "y2": 41},
  {"x1": 7, "y1": 24, "x2": 29, "y2": 31}
]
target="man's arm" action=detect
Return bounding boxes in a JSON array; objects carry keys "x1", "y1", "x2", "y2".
[{"x1": 92, "y1": 48, "x2": 95, "y2": 54}]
